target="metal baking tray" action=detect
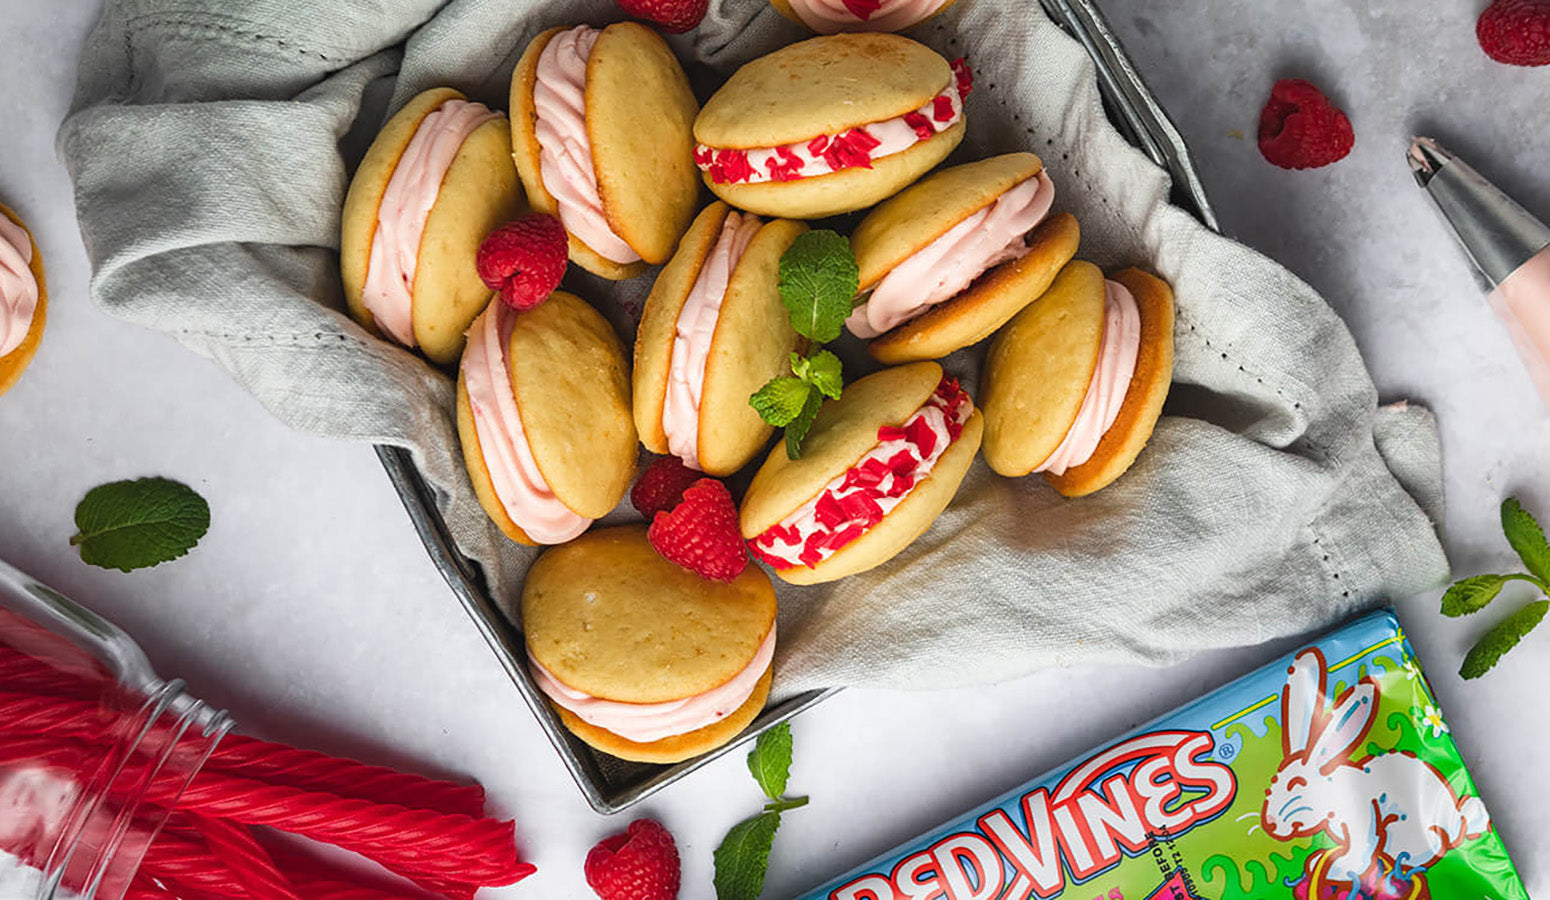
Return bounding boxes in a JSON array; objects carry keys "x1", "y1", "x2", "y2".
[{"x1": 376, "y1": 0, "x2": 1219, "y2": 815}]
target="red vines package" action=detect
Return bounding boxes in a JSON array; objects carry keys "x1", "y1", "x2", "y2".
[{"x1": 796, "y1": 611, "x2": 1528, "y2": 900}]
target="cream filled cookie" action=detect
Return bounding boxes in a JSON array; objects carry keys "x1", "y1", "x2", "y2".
[
  {"x1": 634, "y1": 202, "x2": 807, "y2": 476},
  {"x1": 456, "y1": 293, "x2": 637, "y2": 545},
  {"x1": 771, "y1": 0, "x2": 961, "y2": 33},
  {"x1": 510, "y1": 23, "x2": 700, "y2": 281},
  {"x1": 979, "y1": 263, "x2": 1175, "y2": 497},
  {"x1": 741, "y1": 361, "x2": 983, "y2": 584},
  {"x1": 846, "y1": 153, "x2": 1080, "y2": 363},
  {"x1": 341, "y1": 88, "x2": 523, "y2": 365},
  {"x1": 0, "y1": 203, "x2": 45, "y2": 397},
  {"x1": 522, "y1": 525, "x2": 778, "y2": 764},
  {"x1": 693, "y1": 33, "x2": 970, "y2": 219}
]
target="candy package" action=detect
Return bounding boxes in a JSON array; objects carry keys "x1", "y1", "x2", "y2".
[{"x1": 798, "y1": 610, "x2": 1528, "y2": 900}]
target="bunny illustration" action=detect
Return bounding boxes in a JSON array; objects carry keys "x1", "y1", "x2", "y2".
[{"x1": 1260, "y1": 649, "x2": 1489, "y2": 893}]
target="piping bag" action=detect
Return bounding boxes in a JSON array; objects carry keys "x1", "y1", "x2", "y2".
[{"x1": 1409, "y1": 136, "x2": 1550, "y2": 409}]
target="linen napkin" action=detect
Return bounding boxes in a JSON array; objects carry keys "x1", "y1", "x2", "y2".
[{"x1": 57, "y1": 0, "x2": 1450, "y2": 697}]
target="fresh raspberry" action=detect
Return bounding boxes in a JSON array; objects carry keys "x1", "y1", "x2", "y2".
[
  {"x1": 585, "y1": 819, "x2": 680, "y2": 900},
  {"x1": 1257, "y1": 79, "x2": 1354, "y2": 170},
  {"x1": 630, "y1": 456, "x2": 703, "y2": 519},
  {"x1": 648, "y1": 479, "x2": 748, "y2": 582},
  {"x1": 476, "y1": 214, "x2": 567, "y2": 311},
  {"x1": 617, "y1": 0, "x2": 708, "y2": 33},
  {"x1": 1478, "y1": 0, "x2": 1550, "y2": 65}
]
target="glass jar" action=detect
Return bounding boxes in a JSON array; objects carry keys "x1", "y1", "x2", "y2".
[{"x1": 0, "y1": 560, "x2": 231, "y2": 900}]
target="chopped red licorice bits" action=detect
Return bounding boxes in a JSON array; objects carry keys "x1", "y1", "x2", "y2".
[
  {"x1": 842, "y1": 0, "x2": 883, "y2": 19},
  {"x1": 932, "y1": 95, "x2": 956, "y2": 123},
  {"x1": 710, "y1": 148, "x2": 755, "y2": 184},
  {"x1": 903, "y1": 111, "x2": 936, "y2": 140},
  {"x1": 766, "y1": 146, "x2": 805, "y2": 182},
  {"x1": 749, "y1": 376, "x2": 972, "y2": 570},
  {"x1": 952, "y1": 57, "x2": 974, "y2": 100},
  {"x1": 823, "y1": 128, "x2": 880, "y2": 172}
]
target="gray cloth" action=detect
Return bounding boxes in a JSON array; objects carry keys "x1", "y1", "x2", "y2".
[{"x1": 58, "y1": 0, "x2": 1449, "y2": 698}]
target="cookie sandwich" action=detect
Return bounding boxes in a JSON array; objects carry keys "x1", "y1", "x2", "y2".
[
  {"x1": 634, "y1": 203, "x2": 808, "y2": 476},
  {"x1": 511, "y1": 23, "x2": 700, "y2": 280},
  {"x1": 979, "y1": 262, "x2": 1174, "y2": 497},
  {"x1": 742, "y1": 361, "x2": 983, "y2": 584},
  {"x1": 0, "y1": 203, "x2": 45, "y2": 396},
  {"x1": 846, "y1": 153, "x2": 1079, "y2": 363},
  {"x1": 693, "y1": 33, "x2": 970, "y2": 219},
  {"x1": 457, "y1": 293, "x2": 637, "y2": 545},
  {"x1": 770, "y1": 0, "x2": 961, "y2": 34},
  {"x1": 523, "y1": 526, "x2": 778, "y2": 764},
  {"x1": 341, "y1": 88, "x2": 523, "y2": 365}
]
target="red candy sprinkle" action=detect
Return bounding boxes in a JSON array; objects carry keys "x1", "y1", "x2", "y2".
[
  {"x1": 807, "y1": 135, "x2": 831, "y2": 156},
  {"x1": 932, "y1": 95, "x2": 956, "y2": 124},
  {"x1": 951, "y1": 57, "x2": 974, "y2": 100},
  {"x1": 903, "y1": 111, "x2": 936, "y2": 140},
  {"x1": 905, "y1": 416, "x2": 938, "y2": 457},
  {"x1": 842, "y1": 0, "x2": 883, "y2": 19},
  {"x1": 693, "y1": 145, "x2": 713, "y2": 167}
]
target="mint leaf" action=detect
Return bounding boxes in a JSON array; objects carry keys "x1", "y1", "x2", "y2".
[
  {"x1": 791, "y1": 350, "x2": 843, "y2": 400},
  {"x1": 1460, "y1": 599, "x2": 1548, "y2": 679},
  {"x1": 750, "y1": 377, "x2": 811, "y2": 427},
  {"x1": 71, "y1": 478, "x2": 210, "y2": 572},
  {"x1": 1441, "y1": 574, "x2": 1509, "y2": 617},
  {"x1": 1501, "y1": 498, "x2": 1550, "y2": 585},
  {"x1": 747, "y1": 723, "x2": 794, "y2": 801},
  {"x1": 784, "y1": 388, "x2": 825, "y2": 460},
  {"x1": 778, "y1": 231, "x2": 858, "y2": 344},
  {"x1": 713, "y1": 811, "x2": 781, "y2": 900}
]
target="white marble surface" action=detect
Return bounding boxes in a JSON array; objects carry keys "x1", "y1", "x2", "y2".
[{"x1": 0, "y1": 1, "x2": 1545, "y2": 898}]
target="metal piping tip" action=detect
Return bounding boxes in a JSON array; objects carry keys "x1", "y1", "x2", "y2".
[{"x1": 1407, "y1": 137, "x2": 1453, "y2": 187}]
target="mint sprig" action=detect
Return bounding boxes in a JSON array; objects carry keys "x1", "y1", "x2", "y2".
[
  {"x1": 713, "y1": 723, "x2": 808, "y2": 900},
  {"x1": 1460, "y1": 600, "x2": 1548, "y2": 680},
  {"x1": 777, "y1": 231, "x2": 859, "y2": 344},
  {"x1": 751, "y1": 231, "x2": 859, "y2": 460},
  {"x1": 70, "y1": 478, "x2": 210, "y2": 572},
  {"x1": 1440, "y1": 496, "x2": 1550, "y2": 678}
]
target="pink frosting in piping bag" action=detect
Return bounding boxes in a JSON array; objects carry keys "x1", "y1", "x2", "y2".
[
  {"x1": 0, "y1": 216, "x2": 37, "y2": 358},
  {"x1": 784, "y1": 0, "x2": 950, "y2": 33},
  {"x1": 530, "y1": 626, "x2": 776, "y2": 743},
  {"x1": 461, "y1": 303, "x2": 591, "y2": 544},
  {"x1": 362, "y1": 99, "x2": 500, "y2": 348},
  {"x1": 847, "y1": 172, "x2": 1054, "y2": 340},
  {"x1": 1034, "y1": 279, "x2": 1142, "y2": 476},
  {"x1": 662, "y1": 211, "x2": 765, "y2": 470},
  {"x1": 533, "y1": 26, "x2": 641, "y2": 265}
]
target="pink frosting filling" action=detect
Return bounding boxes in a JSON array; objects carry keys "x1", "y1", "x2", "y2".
[
  {"x1": 533, "y1": 26, "x2": 640, "y2": 265},
  {"x1": 1034, "y1": 280, "x2": 1142, "y2": 476},
  {"x1": 362, "y1": 99, "x2": 499, "y2": 348},
  {"x1": 750, "y1": 377, "x2": 972, "y2": 570},
  {"x1": 461, "y1": 303, "x2": 591, "y2": 544},
  {"x1": 662, "y1": 211, "x2": 765, "y2": 470},
  {"x1": 785, "y1": 0, "x2": 950, "y2": 33},
  {"x1": 0, "y1": 216, "x2": 37, "y2": 358},
  {"x1": 694, "y1": 67, "x2": 969, "y2": 186},
  {"x1": 846, "y1": 171, "x2": 1055, "y2": 340},
  {"x1": 530, "y1": 626, "x2": 776, "y2": 743}
]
